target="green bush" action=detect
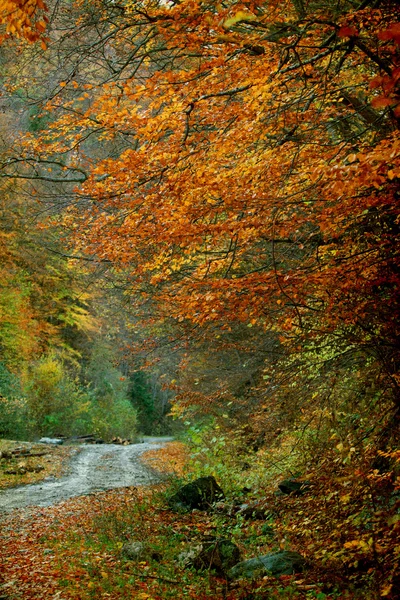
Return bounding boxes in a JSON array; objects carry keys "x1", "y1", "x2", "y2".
[
  {"x1": 89, "y1": 395, "x2": 138, "y2": 441},
  {"x1": 22, "y1": 354, "x2": 137, "y2": 440},
  {"x1": 0, "y1": 349, "x2": 138, "y2": 441}
]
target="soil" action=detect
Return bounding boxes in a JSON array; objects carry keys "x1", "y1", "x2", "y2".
[{"x1": 0, "y1": 437, "x2": 174, "y2": 514}]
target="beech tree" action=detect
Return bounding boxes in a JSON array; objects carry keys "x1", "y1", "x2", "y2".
[{"x1": 2, "y1": 0, "x2": 399, "y2": 436}]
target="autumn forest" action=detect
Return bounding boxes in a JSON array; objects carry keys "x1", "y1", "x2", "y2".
[{"x1": 0, "y1": 0, "x2": 399, "y2": 598}]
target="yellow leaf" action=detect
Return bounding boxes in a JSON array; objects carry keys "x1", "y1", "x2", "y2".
[
  {"x1": 101, "y1": 571, "x2": 108, "y2": 579},
  {"x1": 387, "y1": 514, "x2": 400, "y2": 526},
  {"x1": 381, "y1": 584, "x2": 392, "y2": 597},
  {"x1": 344, "y1": 540, "x2": 359, "y2": 549},
  {"x1": 223, "y1": 11, "x2": 257, "y2": 28}
]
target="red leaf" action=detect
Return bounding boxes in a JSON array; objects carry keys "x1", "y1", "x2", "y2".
[
  {"x1": 338, "y1": 26, "x2": 358, "y2": 38},
  {"x1": 378, "y1": 23, "x2": 400, "y2": 44},
  {"x1": 371, "y1": 96, "x2": 395, "y2": 108}
]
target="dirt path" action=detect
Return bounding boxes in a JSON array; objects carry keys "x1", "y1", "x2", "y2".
[{"x1": 0, "y1": 438, "x2": 173, "y2": 514}]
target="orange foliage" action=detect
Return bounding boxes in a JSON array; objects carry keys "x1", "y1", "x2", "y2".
[
  {"x1": 0, "y1": 0, "x2": 48, "y2": 44},
  {"x1": 6, "y1": 1, "x2": 400, "y2": 405}
]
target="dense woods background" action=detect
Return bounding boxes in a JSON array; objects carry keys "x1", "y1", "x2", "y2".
[{"x1": 0, "y1": 0, "x2": 399, "y2": 597}]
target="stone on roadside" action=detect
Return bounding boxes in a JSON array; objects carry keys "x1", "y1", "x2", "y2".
[
  {"x1": 227, "y1": 550, "x2": 307, "y2": 580},
  {"x1": 168, "y1": 476, "x2": 225, "y2": 510},
  {"x1": 121, "y1": 541, "x2": 162, "y2": 562},
  {"x1": 191, "y1": 539, "x2": 241, "y2": 574},
  {"x1": 278, "y1": 478, "x2": 311, "y2": 495},
  {"x1": 237, "y1": 501, "x2": 271, "y2": 520}
]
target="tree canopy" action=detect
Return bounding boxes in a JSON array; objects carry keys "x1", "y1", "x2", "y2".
[{"x1": 4, "y1": 0, "x2": 397, "y2": 413}]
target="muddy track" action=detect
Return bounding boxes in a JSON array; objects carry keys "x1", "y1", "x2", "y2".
[{"x1": 0, "y1": 439, "x2": 172, "y2": 514}]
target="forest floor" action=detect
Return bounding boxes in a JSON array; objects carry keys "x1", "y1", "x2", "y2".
[
  {"x1": 0, "y1": 441, "x2": 364, "y2": 600},
  {"x1": 0, "y1": 441, "x2": 192, "y2": 599}
]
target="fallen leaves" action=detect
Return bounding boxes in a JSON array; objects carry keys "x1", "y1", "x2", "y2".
[{"x1": 140, "y1": 442, "x2": 188, "y2": 477}]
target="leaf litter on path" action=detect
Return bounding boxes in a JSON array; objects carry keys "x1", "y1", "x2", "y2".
[{"x1": 0, "y1": 442, "x2": 189, "y2": 600}]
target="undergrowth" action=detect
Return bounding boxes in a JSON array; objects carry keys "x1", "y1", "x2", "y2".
[{"x1": 1, "y1": 439, "x2": 399, "y2": 599}]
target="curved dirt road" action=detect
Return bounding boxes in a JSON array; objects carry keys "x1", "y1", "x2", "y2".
[{"x1": 0, "y1": 439, "x2": 172, "y2": 514}]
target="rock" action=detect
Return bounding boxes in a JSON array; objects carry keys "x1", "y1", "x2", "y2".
[
  {"x1": 121, "y1": 541, "x2": 147, "y2": 561},
  {"x1": 38, "y1": 438, "x2": 64, "y2": 445},
  {"x1": 121, "y1": 541, "x2": 162, "y2": 562},
  {"x1": 192, "y1": 539, "x2": 241, "y2": 574},
  {"x1": 228, "y1": 550, "x2": 307, "y2": 580},
  {"x1": 278, "y1": 478, "x2": 311, "y2": 495},
  {"x1": 237, "y1": 502, "x2": 271, "y2": 520},
  {"x1": 177, "y1": 545, "x2": 203, "y2": 567},
  {"x1": 168, "y1": 476, "x2": 225, "y2": 510},
  {"x1": 180, "y1": 539, "x2": 241, "y2": 574}
]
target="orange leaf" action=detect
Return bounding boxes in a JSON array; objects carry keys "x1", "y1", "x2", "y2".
[{"x1": 371, "y1": 96, "x2": 395, "y2": 108}]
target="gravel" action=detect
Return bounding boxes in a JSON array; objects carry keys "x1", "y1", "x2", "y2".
[{"x1": 0, "y1": 439, "x2": 172, "y2": 513}]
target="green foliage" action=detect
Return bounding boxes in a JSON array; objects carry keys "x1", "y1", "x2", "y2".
[
  {"x1": 129, "y1": 371, "x2": 158, "y2": 435},
  {"x1": 0, "y1": 361, "x2": 20, "y2": 397},
  {"x1": 0, "y1": 362, "x2": 31, "y2": 438},
  {"x1": 84, "y1": 343, "x2": 138, "y2": 440},
  {"x1": 88, "y1": 395, "x2": 138, "y2": 441},
  {"x1": 0, "y1": 271, "x2": 40, "y2": 367},
  {"x1": 27, "y1": 104, "x2": 52, "y2": 133},
  {"x1": 18, "y1": 352, "x2": 137, "y2": 440},
  {"x1": 23, "y1": 355, "x2": 92, "y2": 437},
  {"x1": 184, "y1": 420, "x2": 266, "y2": 496}
]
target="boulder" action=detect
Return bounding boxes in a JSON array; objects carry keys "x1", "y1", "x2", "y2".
[
  {"x1": 169, "y1": 476, "x2": 225, "y2": 510},
  {"x1": 191, "y1": 539, "x2": 241, "y2": 574},
  {"x1": 121, "y1": 541, "x2": 162, "y2": 562},
  {"x1": 180, "y1": 539, "x2": 241, "y2": 574},
  {"x1": 228, "y1": 550, "x2": 307, "y2": 580},
  {"x1": 278, "y1": 478, "x2": 311, "y2": 495},
  {"x1": 177, "y1": 545, "x2": 203, "y2": 567},
  {"x1": 236, "y1": 502, "x2": 271, "y2": 520}
]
